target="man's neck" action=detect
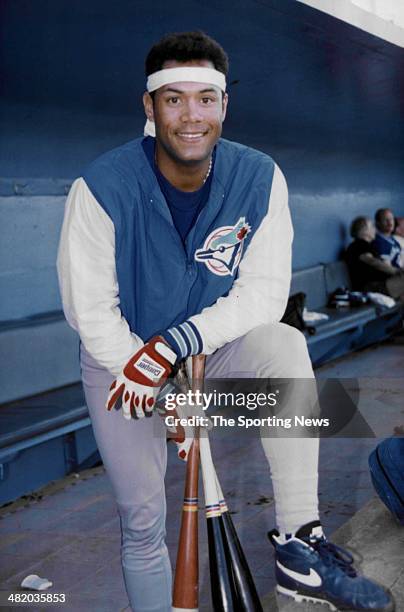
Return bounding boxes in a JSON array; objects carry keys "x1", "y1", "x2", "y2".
[{"x1": 155, "y1": 145, "x2": 212, "y2": 192}]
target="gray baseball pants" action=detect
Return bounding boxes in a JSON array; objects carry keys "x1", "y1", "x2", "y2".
[{"x1": 80, "y1": 322, "x2": 319, "y2": 611}]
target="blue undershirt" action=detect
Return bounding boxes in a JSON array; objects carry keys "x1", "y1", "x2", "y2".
[{"x1": 142, "y1": 136, "x2": 215, "y2": 242}]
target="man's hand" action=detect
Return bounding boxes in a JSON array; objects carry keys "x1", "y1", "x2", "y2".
[
  {"x1": 155, "y1": 382, "x2": 212, "y2": 461},
  {"x1": 106, "y1": 336, "x2": 177, "y2": 419}
]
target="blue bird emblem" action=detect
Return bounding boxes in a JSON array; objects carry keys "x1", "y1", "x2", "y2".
[{"x1": 195, "y1": 217, "x2": 251, "y2": 276}]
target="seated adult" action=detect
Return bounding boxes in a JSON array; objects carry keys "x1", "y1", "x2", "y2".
[
  {"x1": 373, "y1": 208, "x2": 403, "y2": 269},
  {"x1": 393, "y1": 216, "x2": 404, "y2": 267},
  {"x1": 345, "y1": 216, "x2": 404, "y2": 299}
]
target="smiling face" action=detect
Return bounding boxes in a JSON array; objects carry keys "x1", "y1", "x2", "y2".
[{"x1": 143, "y1": 59, "x2": 228, "y2": 166}]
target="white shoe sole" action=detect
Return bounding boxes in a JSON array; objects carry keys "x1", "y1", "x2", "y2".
[{"x1": 277, "y1": 585, "x2": 337, "y2": 610}]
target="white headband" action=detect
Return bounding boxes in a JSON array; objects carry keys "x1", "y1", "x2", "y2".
[
  {"x1": 144, "y1": 67, "x2": 227, "y2": 137},
  {"x1": 146, "y1": 67, "x2": 226, "y2": 93}
]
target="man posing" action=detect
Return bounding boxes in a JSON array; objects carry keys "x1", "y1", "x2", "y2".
[{"x1": 57, "y1": 32, "x2": 393, "y2": 612}]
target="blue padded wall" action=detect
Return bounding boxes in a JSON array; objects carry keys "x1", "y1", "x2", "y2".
[{"x1": 1, "y1": 0, "x2": 403, "y2": 320}]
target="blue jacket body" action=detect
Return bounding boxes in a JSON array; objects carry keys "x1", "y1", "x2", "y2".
[{"x1": 83, "y1": 137, "x2": 275, "y2": 342}]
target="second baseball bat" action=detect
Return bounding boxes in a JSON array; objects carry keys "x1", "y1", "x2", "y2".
[
  {"x1": 201, "y1": 431, "x2": 263, "y2": 611},
  {"x1": 215, "y1": 472, "x2": 263, "y2": 611},
  {"x1": 200, "y1": 433, "x2": 237, "y2": 611}
]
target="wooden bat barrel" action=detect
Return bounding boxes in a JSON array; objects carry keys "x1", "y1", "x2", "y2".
[{"x1": 172, "y1": 355, "x2": 206, "y2": 612}]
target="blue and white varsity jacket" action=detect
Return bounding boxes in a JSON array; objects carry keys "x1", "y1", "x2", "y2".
[{"x1": 57, "y1": 137, "x2": 293, "y2": 375}]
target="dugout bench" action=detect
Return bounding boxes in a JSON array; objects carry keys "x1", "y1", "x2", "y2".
[
  {"x1": 0, "y1": 312, "x2": 96, "y2": 505},
  {"x1": 291, "y1": 260, "x2": 403, "y2": 367},
  {"x1": 0, "y1": 261, "x2": 402, "y2": 504}
]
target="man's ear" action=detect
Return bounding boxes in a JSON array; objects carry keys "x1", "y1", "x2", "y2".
[
  {"x1": 221, "y1": 92, "x2": 228, "y2": 122},
  {"x1": 143, "y1": 91, "x2": 155, "y2": 123}
]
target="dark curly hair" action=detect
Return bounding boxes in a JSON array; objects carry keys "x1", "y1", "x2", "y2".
[{"x1": 145, "y1": 31, "x2": 229, "y2": 77}]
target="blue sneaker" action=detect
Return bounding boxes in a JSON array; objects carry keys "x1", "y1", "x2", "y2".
[{"x1": 268, "y1": 521, "x2": 394, "y2": 611}]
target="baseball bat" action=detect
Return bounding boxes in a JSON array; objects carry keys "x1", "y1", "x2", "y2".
[
  {"x1": 200, "y1": 430, "x2": 263, "y2": 611},
  {"x1": 172, "y1": 355, "x2": 205, "y2": 612},
  {"x1": 214, "y1": 471, "x2": 263, "y2": 611},
  {"x1": 200, "y1": 433, "x2": 237, "y2": 611}
]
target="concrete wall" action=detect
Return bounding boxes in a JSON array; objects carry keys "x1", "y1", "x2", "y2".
[
  {"x1": 0, "y1": 195, "x2": 65, "y2": 320},
  {"x1": 298, "y1": 0, "x2": 404, "y2": 46},
  {"x1": 351, "y1": 0, "x2": 404, "y2": 27}
]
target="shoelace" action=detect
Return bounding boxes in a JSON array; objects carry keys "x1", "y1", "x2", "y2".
[{"x1": 306, "y1": 537, "x2": 357, "y2": 577}]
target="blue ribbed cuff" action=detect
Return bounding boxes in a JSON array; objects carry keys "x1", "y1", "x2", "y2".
[{"x1": 161, "y1": 320, "x2": 203, "y2": 360}]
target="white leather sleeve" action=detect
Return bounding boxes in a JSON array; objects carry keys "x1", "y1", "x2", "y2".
[
  {"x1": 56, "y1": 178, "x2": 143, "y2": 375},
  {"x1": 188, "y1": 164, "x2": 293, "y2": 354}
]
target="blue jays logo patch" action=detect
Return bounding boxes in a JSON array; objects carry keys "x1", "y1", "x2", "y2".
[{"x1": 195, "y1": 217, "x2": 251, "y2": 276}]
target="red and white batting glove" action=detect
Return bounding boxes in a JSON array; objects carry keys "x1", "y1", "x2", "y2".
[{"x1": 106, "y1": 336, "x2": 177, "y2": 419}]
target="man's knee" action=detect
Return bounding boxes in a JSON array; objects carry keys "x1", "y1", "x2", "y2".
[
  {"x1": 272, "y1": 322, "x2": 308, "y2": 351},
  {"x1": 247, "y1": 323, "x2": 313, "y2": 377},
  {"x1": 119, "y1": 500, "x2": 166, "y2": 562}
]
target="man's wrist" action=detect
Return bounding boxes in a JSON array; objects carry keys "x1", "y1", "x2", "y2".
[{"x1": 161, "y1": 321, "x2": 203, "y2": 360}]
